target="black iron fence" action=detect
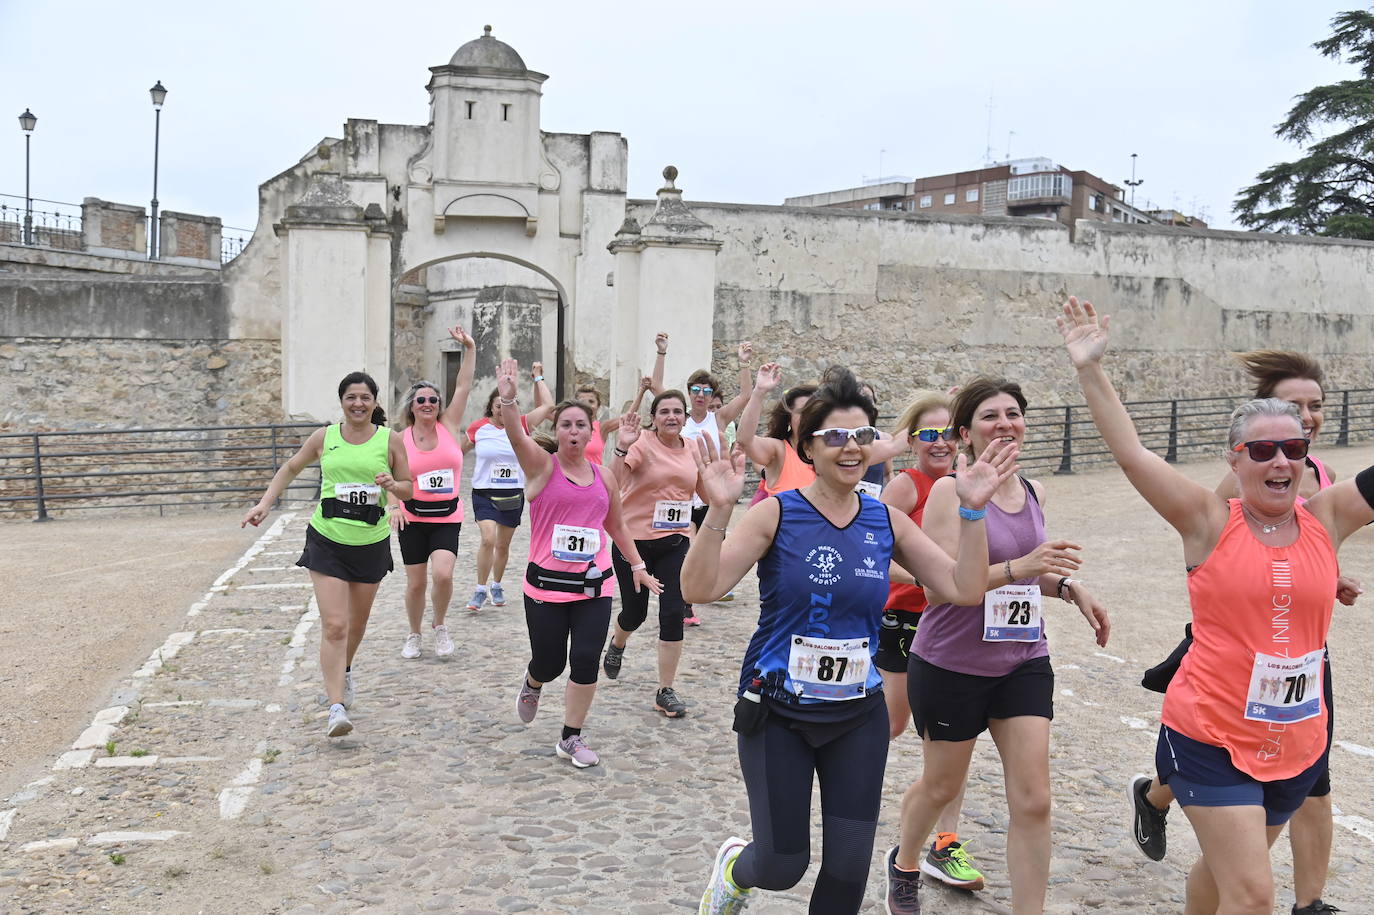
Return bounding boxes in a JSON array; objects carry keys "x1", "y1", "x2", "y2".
[{"x1": 0, "y1": 423, "x2": 322, "y2": 520}]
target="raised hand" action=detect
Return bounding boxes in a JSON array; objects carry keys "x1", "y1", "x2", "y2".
[
  {"x1": 496, "y1": 357, "x2": 519, "y2": 402},
  {"x1": 639, "y1": 375, "x2": 654, "y2": 392},
  {"x1": 655, "y1": 332, "x2": 669, "y2": 355},
  {"x1": 738, "y1": 341, "x2": 755, "y2": 364},
  {"x1": 953, "y1": 439, "x2": 1019, "y2": 509},
  {"x1": 448, "y1": 326, "x2": 475, "y2": 348},
  {"x1": 531, "y1": 361, "x2": 545, "y2": 380},
  {"x1": 754, "y1": 362, "x2": 782, "y2": 395},
  {"x1": 617, "y1": 409, "x2": 643, "y2": 448},
  {"x1": 1057, "y1": 295, "x2": 1111, "y2": 369},
  {"x1": 1022, "y1": 539, "x2": 1083, "y2": 578},
  {"x1": 692, "y1": 435, "x2": 746, "y2": 507}
]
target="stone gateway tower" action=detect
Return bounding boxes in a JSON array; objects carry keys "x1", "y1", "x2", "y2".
[{"x1": 229, "y1": 26, "x2": 720, "y2": 422}]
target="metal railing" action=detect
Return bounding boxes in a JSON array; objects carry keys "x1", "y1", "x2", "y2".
[
  {"x1": 0, "y1": 193, "x2": 83, "y2": 250},
  {"x1": 0, "y1": 423, "x2": 323, "y2": 520},
  {"x1": 221, "y1": 226, "x2": 253, "y2": 263}
]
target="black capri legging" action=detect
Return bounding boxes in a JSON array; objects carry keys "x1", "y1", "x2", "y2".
[
  {"x1": 525, "y1": 595, "x2": 613, "y2": 685},
  {"x1": 611, "y1": 535, "x2": 688, "y2": 642}
]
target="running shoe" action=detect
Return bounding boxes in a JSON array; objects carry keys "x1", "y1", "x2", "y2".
[
  {"x1": 490, "y1": 582, "x2": 507, "y2": 606},
  {"x1": 516, "y1": 676, "x2": 541, "y2": 724},
  {"x1": 342, "y1": 670, "x2": 355, "y2": 708},
  {"x1": 466, "y1": 587, "x2": 488, "y2": 612},
  {"x1": 432, "y1": 624, "x2": 454, "y2": 658},
  {"x1": 655, "y1": 686, "x2": 688, "y2": 718},
  {"x1": 699, "y1": 835, "x2": 752, "y2": 914},
  {"x1": 684, "y1": 614, "x2": 703, "y2": 627},
  {"x1": 1129, "y1": 773, "x2": 1168, "y2": 861},
  {"x1": 326, "y1": 704, "x2": 353, "y2": 738},
  {"x1": 603, "y1": 640, "x2": 625, "y2": 679},
  {"x1": 719, "y1": 591, "x2": 736, "y2": 602},
  {"x1": 920, "y1": 838, "x2": 984, "y2": 891},
  {"x1": 1294, "y1": 901, "x2": 1342, "y2": 914},
  {"x1": 401, "y1": 632, "x2": 422, "y2": 659},
  {"x1": 555, "y1": 734, "x2": 600, "y2": 768},
  {"x1": 885, "y1": 845, "x2": 922, "y2": 914}
]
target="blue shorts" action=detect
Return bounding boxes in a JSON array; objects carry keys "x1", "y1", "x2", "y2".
[
  {"x1": 471, "y1": 488, "x2": 524, "y2": 528},
  {"x1": 1155, "y1": 725, "x2": 1328, "y2": 826}
]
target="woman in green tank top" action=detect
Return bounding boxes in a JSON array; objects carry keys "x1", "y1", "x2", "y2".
[{"x1": 243, "y1": 372, "x2": 412, "y2": 738}]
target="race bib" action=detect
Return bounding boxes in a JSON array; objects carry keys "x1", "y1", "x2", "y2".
[
  {"x1": 787, "y1": 634, "x2": 870, "y2": 701},
  {"x1": 489, "y1": 462, "x2": 519, "y2": 487},
  {"x1": 854, "y1": 480, "x2": 883, "y2": 499},
  {"x1": 552, "y1": 524, "x2": 601, "y2": 562},
  {"x1": 419, "y1": 468, "x2": 455, "y2": 495},
  {"x1": 983, "y1": 585, "x2": 1042, "y2": 642},
  {"x1": 1244, "y1": 648, "x2": 1325, "y2": 724},
  {"x1": 652, "y1": 499, "x2": 691, "y2": 530},
  {"x1": 334, "y1": 482, "x2": 380, "y2": 506}
]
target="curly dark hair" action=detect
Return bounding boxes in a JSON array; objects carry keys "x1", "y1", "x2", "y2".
[
  {"x1": 794, "y1": 367, "x2": 878, "y2": 465},
  {"x1": 764, "y1": 384, "x2": 819, "y2": 441}
]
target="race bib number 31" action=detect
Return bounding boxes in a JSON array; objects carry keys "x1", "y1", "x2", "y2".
[
  {"x1": 983, "y1": 584, "x2": 1042, "y2": 642},
  {"x1": 652, "y1": 500, "x2": 691, "y2": 530},
  {"x1": 334, "y1": 482, "x2": 380, "y2": 506},
  {"x1": 787, "y1": 634, "x2": 870, "y2": 701},
  {"x1": 552, "y1": 524, "x2": 601, "y2": 562},
  {"x1": 1244, "y1": 648, "x2": 1325, "y2": 724}
]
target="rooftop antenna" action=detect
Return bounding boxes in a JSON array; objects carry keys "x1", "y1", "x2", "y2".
[
  {"x1": 1124, "y1": 153, "x2": 1144, "y2": 207},
  {"x1": 879, "y1": 148, "x2": 886, "y2": 182},
  {"x1": 1006, "y1": 130, "x2": 1016, "y2": 161},
  {"x1": 984, "y1": 91, "x2": 995, "y2": 165}
]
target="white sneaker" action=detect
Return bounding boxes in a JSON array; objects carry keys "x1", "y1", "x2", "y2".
[
  {"x1": 401, "y1": 633, "x2": 422, "y2": 659},
  {"x1": 433, "y1": 625, "x2": 454, "y2": 658},
  {"x1": 342, "y1": 670, "x2": 355, "y2": 708},
  {"x1": 326, "y1": 704, "x2": 353, "y2": 738}
]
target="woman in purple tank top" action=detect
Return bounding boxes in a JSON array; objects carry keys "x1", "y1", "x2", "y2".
[{"x1": 493, "y1": 359, "x2": 661, "y2": 769}]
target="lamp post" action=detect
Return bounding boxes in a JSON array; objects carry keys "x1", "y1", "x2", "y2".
[
  {"x1": 1124, "y1": 152, "x2": 1143, "y2": 209},
  {"x1": 18, "y1": 109, "x2": 36, "y2": 245},
  {"x1": 148, "y1": 81, "x2": 167, "y2": 259}
]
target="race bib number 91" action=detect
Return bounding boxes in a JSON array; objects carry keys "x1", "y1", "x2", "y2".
[{"x1": 653, "y1": 500, "x2": 691, "y2": 530}]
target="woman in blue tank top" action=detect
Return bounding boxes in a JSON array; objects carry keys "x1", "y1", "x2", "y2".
[{"x1": 681, "y1": 366, "x2": 1019, "y2": 915}]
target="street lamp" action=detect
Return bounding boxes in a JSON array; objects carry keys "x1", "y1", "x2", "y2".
[
  {"x1": 1124, "y1": 152, "x2": 1144, "y2": 209},
  {"x1": 18, "y1": 109, "x2": 36, "y2": 245},
  {"x1": 148, "y1": 81, "x2": 167, "y2": 259}
]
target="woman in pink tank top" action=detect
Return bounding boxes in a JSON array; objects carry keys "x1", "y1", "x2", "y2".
[
  {"x1": 493, "y1": 358, "x2": 661, "y2": 769},
  {"x1": 1061, "y1": 297, "x2": 1374, "y2": 914},
  {"x1": 391, "y1": 327, "x2": 475, "y2": 661}
]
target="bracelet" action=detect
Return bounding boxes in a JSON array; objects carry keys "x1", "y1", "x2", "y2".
[
  {"x1": 957, "y1": 505, "x2": 987, "y2": 522},
  {"x1": 629, "y1": 562, "x2": 647, "y2": 572},
  {"x1": 702, "y1": 521, "x2": 727, "y2": 534},
  {"x1": 533, "y1": 375, "x2": 544, "y2": 382},
  {"x1": 1058, "y1": 577, "x2": 1077, "y2": 601},
  {"x1": 1004, "y1": 559, "x2": 1015, "y2": 584},
  {"x1": 498, "y1": 396, "x2": 517, "y2": 406},
  {"x1": 614, "y1": 447, "x2": 629, "y2": 457}
]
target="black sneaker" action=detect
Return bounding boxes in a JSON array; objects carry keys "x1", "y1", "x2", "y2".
[
  {"x1": 603, "y1": 641, "x2": 625, "y2": 680},
  {"x1": 1129, "y1": 773, "x2": 1168, "y2": 861},
  {"x1": 1294, "y1": 901, "x2": 1341, "y2": 914},
  {"x1": 884, "y1": 845, "x2": 922, "y2": 914},
  {"x1": 654, "y1": 686, "x2": 688, "y2": 718}
]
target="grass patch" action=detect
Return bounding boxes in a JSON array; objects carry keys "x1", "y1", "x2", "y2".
[
  {"x1": 261, "y1": 748, "x2": 281, "y2": 764},
  {"x1": 104, "y1": 740, "x2": 117, "y2": 757},
  {"x1": 130, "y1": 749, "x2": 150, "y2": 758},
  {"x1": 109, "y1": 853, "x2": 126, "y2": 866}
]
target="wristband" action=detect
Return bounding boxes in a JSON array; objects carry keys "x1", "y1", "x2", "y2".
[
  {"x1": 957, "y1": 505, "x2": 987, "y2": 522},
  {"x1": 1004, "y1": 559, "x2": 1015, "y2": 584},
  {"x1": 498, "y1": 396, "x2": 517, "y2": 406},
  {"x1": 614, "y1": 447, "x2": 629, "y2": 457},
  {"x1": 533, "y1": 375, "x2": 544, "y2": 382},
  {"x1": 629, "y1": 562, "x2": 647, "y2": 572},
  {"x1": 702, "y1": 521, "x2": 727, "y2": 534},
  {"x1": 1058, "y1": 577, "x2": 1077, "y2": 601}
]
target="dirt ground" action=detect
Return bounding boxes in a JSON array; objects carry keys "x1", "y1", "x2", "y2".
[{"x1": 0, "y1": 510, "x2": 263, "y2": 798}]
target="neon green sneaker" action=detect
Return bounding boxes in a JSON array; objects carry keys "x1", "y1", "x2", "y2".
[
  {"x1": 920, "y1": 838, "x2": 984, "y2": 891},
  {"x1": 700, "y1": 836, "x2": 752, "y2": 913}
]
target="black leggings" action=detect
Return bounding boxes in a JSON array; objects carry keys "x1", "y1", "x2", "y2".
[
  {"x1": 524, "y1": 595, "x2": 612, "y2": 685},
  {"x1": 611, "y1": 535, "x2": 688, "y2": 642},
  {"x1": 732, "y1": 699, "x2": 889, "y2": 913}
]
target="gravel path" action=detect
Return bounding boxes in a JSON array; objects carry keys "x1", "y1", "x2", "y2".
[{"x1": 3, "y1": 448, "x2": 1373, "y2": 913}]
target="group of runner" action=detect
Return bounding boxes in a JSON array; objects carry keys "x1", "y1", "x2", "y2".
[{"x1": 242, "y1": 301, "x2": 1363, "y2": 915}]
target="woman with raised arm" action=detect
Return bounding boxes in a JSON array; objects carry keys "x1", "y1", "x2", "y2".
[
  {"x1": 241, "y1": 372, "x2": 411, "y2": 739},
  {"x1": 884, "y1": 375, "x2": 1106, "y2": 914},
  {"x1": 392, "y1": 326, "x2": 476, "y2": 661},
  {"x1": 685, "y1": 366, "x2": 1018, "y2": 915},
  {"x1": 736, "y1": 363, "x2": 817, "y2": 503},
  {"x1": 574, "y1": 374, "x2": 652, "y2": 467},
  {"x1": 492, "y1": 359, "x2": 662, "y2": 768},
  {"x1": 463, "y1": 362, "x2": 555, "y2": 611},
  {"x1": 1059, "y1": 296, "x2": 1374, "y2": 915}
]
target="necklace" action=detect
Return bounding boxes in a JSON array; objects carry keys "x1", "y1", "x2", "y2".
[{"x1": 1241, "y1": 503, "x2": 1294, "y2": 535}]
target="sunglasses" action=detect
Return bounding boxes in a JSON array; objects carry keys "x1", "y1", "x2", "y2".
[
  {"x1": 689, "y1": 385, "x2": 715, "y2": 396},
  {"x1": 811, "y1": 426, "x2": 879, "y2": 447},
  {"x1": 914, "y1": 426, "x2": 957, "y2": 443},
  {"x1": 1232, "y1": 438, "x2": 1309, "y2": 461},
  {"x1": 413, "y1": 396, "x2": 440, "y2": 406}
]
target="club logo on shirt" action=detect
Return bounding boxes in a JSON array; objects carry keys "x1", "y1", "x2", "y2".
[
  {"x1": 805, "y1": 545, "x2": 843, "y2": 586},
  {"x1": 865, "y1": 532, "x2": 875, "y2": 543},
  {"x1": 855, "y1": 554, "x2": 885, "y2": 580}
]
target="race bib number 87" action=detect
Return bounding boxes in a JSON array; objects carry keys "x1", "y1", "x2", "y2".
[{"x1": 787, "y1": 634, "x2": 870, "y2": 701}]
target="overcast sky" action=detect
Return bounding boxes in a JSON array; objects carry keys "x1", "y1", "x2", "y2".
[{"x1": 1, "y1": 1, "x2": 1360, "y2": 236}]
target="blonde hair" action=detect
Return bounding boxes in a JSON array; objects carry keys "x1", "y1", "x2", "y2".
[{"x1": 894, "y1": 392, "x2": 952, "y2": 437}]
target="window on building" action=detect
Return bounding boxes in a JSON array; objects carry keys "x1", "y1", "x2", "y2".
[
  {"x1": 502, "y1": 103, "x2": 511, "y2": 121},
  {"x1": 943, "y1": 193, "x2": 956, "y2": 205},
  {"x1": 863, "y1": 202, "x2": 881, "y2": 211},
  {"x1": 966, "y1": 188, "x2": 979, "y2": 202},
  {"x1": 919, "y1": 195, "x2": 932, "y2": 208},
  {"x1": 465, "y1": 101, "x2": 475, "y2": 119}
]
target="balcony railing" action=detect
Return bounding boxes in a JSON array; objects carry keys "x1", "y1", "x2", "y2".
[
  {"x1": 1007, "y1": 173, "x2": 1073, "y2": 203},
  {"x1": 0, "y1": 194, "x2": 83, "y2": 249}
]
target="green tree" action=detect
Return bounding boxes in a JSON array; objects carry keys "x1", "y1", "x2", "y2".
[{"x1": 1234, "y1": 10, "x2": 1374, "y2": 238}]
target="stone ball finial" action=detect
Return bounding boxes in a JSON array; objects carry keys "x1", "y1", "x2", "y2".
[
  {"x1": 484, "y1": 24, "x2": 492, "y2": 36},
  {"x1": 662, "y1": 165, "x2": 678, "y2": 189}
]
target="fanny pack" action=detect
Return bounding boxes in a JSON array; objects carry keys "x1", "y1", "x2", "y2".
[
  {"x1": 488, "y1": 492, "x2": 525, "y2": 512},
  {"x1": 525, "y1": 561, "x2": 609, "y2": 598},
  {"x1": 404, "y1": 497, "x2": 459, "y2": 518},
  {"x1": 1141, "y1": 623, "x2": 1193, "y2": 694},
  {"x1": 320, "y1": 498, "x2": 385, "y2": 525}
]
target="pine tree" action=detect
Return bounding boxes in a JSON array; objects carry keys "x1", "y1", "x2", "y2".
[{"x1": 1234, "y1": 10, "x2": 1374, "y2": 238}]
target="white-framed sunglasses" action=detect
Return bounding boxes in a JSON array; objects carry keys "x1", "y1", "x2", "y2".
[{"x1": 811, "y1": 426, "x2": 879, "y2": 447}]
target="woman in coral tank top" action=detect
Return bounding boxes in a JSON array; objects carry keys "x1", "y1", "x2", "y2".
[{"x1": 1060, "y1": 297, "x2": 1374, "y2": 914}]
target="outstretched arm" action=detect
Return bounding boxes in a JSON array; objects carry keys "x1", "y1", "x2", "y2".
[
  {"x1": 714, "y1": 341, "x2": 755, "y2": 426},
  {"x1": 681, "y1": 435, "x2": 778, "y2": 603},
  {"x1": 493, "y1": 358, "x2": 553, "y2": 493},
  {"x1": 241, "y1": 427, "x2": 325, "y2": 527},
  {"x1": 649, "y1": 332, "x2": 668, "y2": 395},
  {"x1": 526, "y1": 362, "x2": 555, "y2": 427},
  {"x1": 440, "y1": 326, "x2": 477, "y2": 434},
  {"x1": 735, "y1": 363, "x2": 785, "y2": 471}
]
